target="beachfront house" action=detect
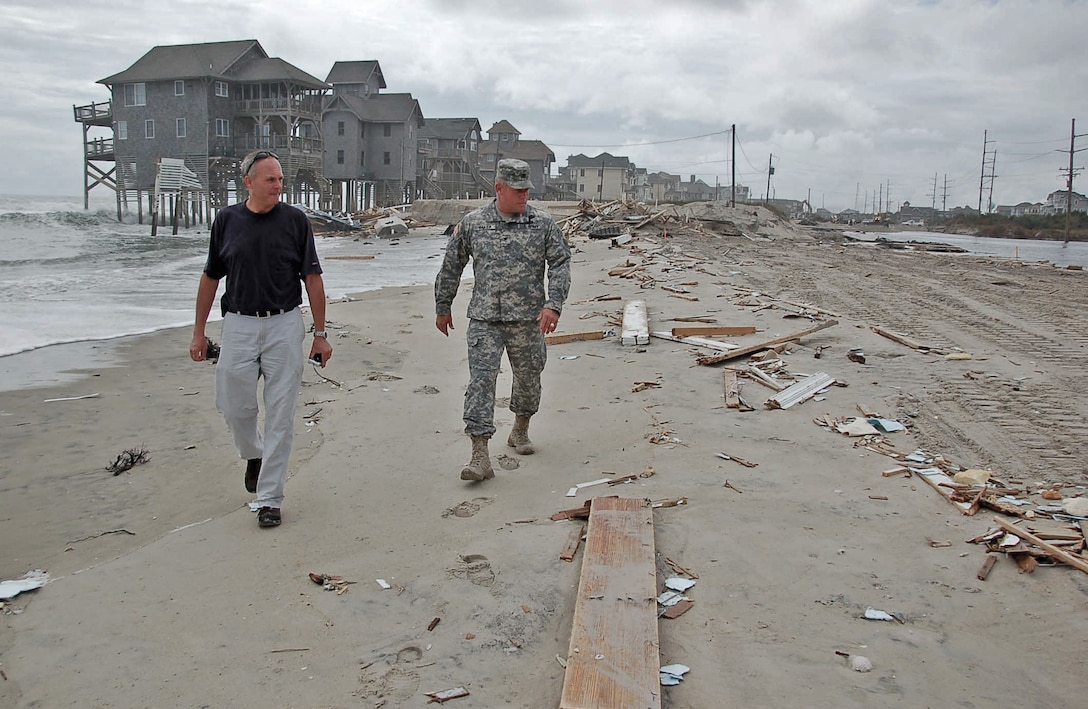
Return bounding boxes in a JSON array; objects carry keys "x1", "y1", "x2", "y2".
[
  {"x1": 87, "y1": 40, "x2": 329, "y2": 215},
  {"x1": 478, "y1": 121, "x2": 555, "y2": 199},
  {"x1": 417, "y1": 118, "x2": 491, "y2": 200},
  {"x1": 562, "y1": 153, "x2": 633, "y2": 202}
]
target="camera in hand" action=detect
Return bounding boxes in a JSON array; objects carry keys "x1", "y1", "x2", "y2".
[
  {"x1": 308, "y1": 352, "x2": 323, "y2": 366},
  {"x1": 205, "y1": 339, "x2": 221, "y2": 361}
]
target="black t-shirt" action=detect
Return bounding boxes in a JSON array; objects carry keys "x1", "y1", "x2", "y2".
[{"x1": 204, "y1": 202, "x2": 322, "y2": 314}]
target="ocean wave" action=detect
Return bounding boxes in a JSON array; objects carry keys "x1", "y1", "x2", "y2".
[{"x1": 0, "y1": 209, "x2": 122, "y2": 229}]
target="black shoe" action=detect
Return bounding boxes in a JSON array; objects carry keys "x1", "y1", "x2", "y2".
[
  {"x1": 257, "y1": 506, "x2": 281, "y2": 528},
  {"x1": 245, "y1": 458, "x2": 262, "y2": 493}
]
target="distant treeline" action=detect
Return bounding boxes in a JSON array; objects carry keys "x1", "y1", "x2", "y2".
[{"x1": 943, "y1": 212, "x2": 1088, "y2": 241}]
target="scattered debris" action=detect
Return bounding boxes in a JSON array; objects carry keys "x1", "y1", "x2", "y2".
[
  {"x1": 716, "y1": 451, "x2": 757, "y2": 468},
  {"x1": 0, "y1": 570, "x2": 50, "y2": 600},
  {"x1": 424, "y1": 686, "x2": 470, "y2": 703},
  {"x1": 106, "y1": 447, "x2": 151, "y2": 475},
  {"x1": 765, "y1": 372, "x2": 835, "y2": 410},
  {"x1": 659, "y1": 663, "x2": 691, "y2": 686},
  {"x1": 863, "y1": 607, "x2": 904, "y2": 623},
  {"x1": 307, "y1": 572, "x2": 356, "y2": 594},
  {"x1": 43, "y1": 392, "x2": 100, "y2": 403}
]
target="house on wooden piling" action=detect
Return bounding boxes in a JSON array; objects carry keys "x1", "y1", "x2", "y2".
[
  {"x1": 322, "y1": 60, "x2": 425, "y2": 209},
  {"x1": 76, "y1": 39, "x2": 330, "y2": 222},
  {"x1": 418, "y1": 117, "x2": 491, "y2": 200},
  {"x1": 478, "y1": 120, "x2": 555, "y2": 200}
]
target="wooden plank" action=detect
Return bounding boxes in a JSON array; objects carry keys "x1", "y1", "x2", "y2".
[
  {"x1": 764, "y1": 372, "x2": 834, "y2": 409},
  {"x1": 696, "y1": 320, "x2": 838, "y2": 366},
  {"x1": 560, "y1": 497, "x2": 660, "y2": 709},
  {"x1": 723, "y1": 370, "x2": 741, "y2": 409},
  {"x1": 992, "y1": 516, "x2": 1088, "y2": 574},
  {"x1": 560, "y1": 524, "x2": 586, "y2": 562},
  {"x1": 547, "y1": 331, "x2": 606, "y2": 346},
  {"x1": 671, "y1": 325, "x2": 756, "y2": 337},
  {"x1": 650, "y1": 331, "x2": 738, "y2": 351},
  {"x1": 622, "y1": 300, "x2": 649, "y2": 345}
]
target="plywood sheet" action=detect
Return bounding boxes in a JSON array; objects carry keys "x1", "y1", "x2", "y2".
[{"x1": 559, "y1": 496, "x2": 660, "y2": 709}]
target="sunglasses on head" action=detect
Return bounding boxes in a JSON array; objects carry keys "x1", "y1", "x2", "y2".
[{"x1": 244, "y1": 150, "x2": 279, "y2": 175}]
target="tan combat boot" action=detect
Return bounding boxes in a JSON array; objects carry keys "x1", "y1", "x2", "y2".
[
  {"x1": 461, "y1": 435, "x2": 495, "y2": 481},
  {"x1": 507, "y1": 414, "x2": 535, "y2": 455}
]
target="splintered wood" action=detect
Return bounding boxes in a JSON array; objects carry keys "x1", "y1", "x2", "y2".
[{"x1": 559, "y1": 497, "x2": 660, "y2": 709}]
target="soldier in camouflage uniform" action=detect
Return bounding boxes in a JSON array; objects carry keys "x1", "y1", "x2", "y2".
[{"x1": 435, "y1": 158, "x2": 572, "y2": 481}]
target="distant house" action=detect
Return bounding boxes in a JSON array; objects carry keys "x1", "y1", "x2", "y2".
[
  {"x1": 1044, "y1": 190, "x2": 1088, "y2": 215},
  {"x1": 563, "y1": 153, "x2": 632, "y2": 201},
  {"x1": 478, "y1": 121, "x2": 554, "y2": 199},
  {"x1": 418, "y1": 118, "x2": 489, "y2": 199},
  {"x1": 670, "y1": 175, "x2": 716, "y2": 202},
  {"x1": 995, "y1": 201, "x2": 1044, "y2": 217},
  {"x1": 323, "y1": 60, "x2": 424, "y2": 207},
  {"x1": 92, "y1": 39, "x2": 329, "y2": 209}
]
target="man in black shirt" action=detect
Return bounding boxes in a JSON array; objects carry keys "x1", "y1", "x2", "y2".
[{"x1": 189, "y1": 150, "x2": 332, "y2": 528}]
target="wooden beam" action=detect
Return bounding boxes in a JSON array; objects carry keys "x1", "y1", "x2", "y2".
[
  {"x1": 546, "y1": 331, "x2": 606, "y2": 346},
  {"x1": 560, "y1": 497, "x2": 660, "y2": 709},
  {"x1": 696, "y1": 320, "x2": 838, "y2": 366},
  {"x1": 622, "y1": 300, "x2": 649, "y2": 346},
  {"x1": 671, "y1": 326, "x2": 756, "y2": 337},
  {"x1": 992, "y1": 516, "x2": 1088, "y2": 575}
]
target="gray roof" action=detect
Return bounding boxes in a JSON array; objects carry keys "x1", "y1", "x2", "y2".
[
  {"x1": 328, "y1": 92, "x2": 424, "y2": 125},
  {"x1": 480, "y1": 139, "x2": 554, "y2": 162},
  {"x1": 487, "y1": 120, "x2": 520, "y2": 136},
  {"x1": 98, "y1": 39, "x2": 327, "y2": 89},
  {"x1": 420, "y1": 118, "x2": 481, "y2": 141},
  {"x1": 99, "y1": 40, "x2": 263, "y2": 84},
  {"x1": 231, "y1": 57, "x2": 328, "y2": 89},
  {"x1": 567, "y1": 152, "x2": 632, "y2": 169},
  {"x1": 325, "y1": 60, "x2": 387, "y2": 89}
]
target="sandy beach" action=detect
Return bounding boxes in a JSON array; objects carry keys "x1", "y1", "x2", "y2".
[{"x1": 2, "y1": 204, "x2": 1086, "y2": 708}]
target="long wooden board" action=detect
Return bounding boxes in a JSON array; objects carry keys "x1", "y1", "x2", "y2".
[
  {"x1": 671, "y1": 325, "x2": 756, "y2": 337},
  {"x1": 560, "y1": 496, "x2": 660, "y2": 709},
  {"x1": 696, "y1": 319, "x2": 838, "y2": 366}
]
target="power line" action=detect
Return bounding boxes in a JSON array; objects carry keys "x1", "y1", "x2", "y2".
[{"x1": 549, "y1": 129, "x2": 732, "y2": 149}]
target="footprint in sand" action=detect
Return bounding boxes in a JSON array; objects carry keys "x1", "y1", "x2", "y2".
[
  {"x1": 442, "y1": 496, "x2": 493, "y2": 519},
  {"x1": 448, "y1": 553, "x2": 496, "y2": 587},
  {"x1": 359, "y1": 646, "x2": 423, "y2": 702},
  {"x1": 497, "y1": 454, "x2": 520, "y2": 470}
]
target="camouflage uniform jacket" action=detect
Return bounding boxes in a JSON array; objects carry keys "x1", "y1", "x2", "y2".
[{"x1": 435, "y1": 200, "x2": 571, "y2": 321}]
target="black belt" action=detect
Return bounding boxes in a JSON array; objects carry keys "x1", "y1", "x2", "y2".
[{"x1": 230, "y1": 308, "x2": 288, "y2": 318}]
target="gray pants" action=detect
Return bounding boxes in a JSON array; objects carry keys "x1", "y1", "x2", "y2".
[
  {"x1": 464, "y1": 319, "x2": 546, "y2": 437},
  {"x1": 215, "y1": 308, "x2": 304, "y2": 508}
]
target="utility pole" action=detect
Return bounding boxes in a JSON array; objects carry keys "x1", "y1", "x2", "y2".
[
  {"x1": 978, "y1": 130, "x2": 996, "y2": 213},
  {"x1": 1058, "y1": 117, "x2": 1086, "y2": 244},
  {"x1": 764, "y1": 153, "x2": 774, "y2": 205},
  {"x1": 731, "y1": 124, "x2": 736, "y2": 207},
  {"x1": 855, "y1": 182, "x2": 860, "y2": 213},
  {"x1": 942, "y1": 174, "x2": 950, "y2": 214},
  {"x1": 929, "y1": 173, "x2": 937, "y2": 210}
]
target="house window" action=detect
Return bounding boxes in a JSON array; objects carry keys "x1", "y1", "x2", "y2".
[
  {"x1": 215, "y1": 81, "x2": 228, "y2": 98},
  {"x1": 337, "y1": 150, "x2": 344, "y2": 165},
  {"x1": 124, "y1": 83, "x2": 146, "y2": 107},
  {"x1": 337, "y1": 121, "x2": 345, "y2": 136},
  {"x1": 117, "y1": 121, "x2": 128, "y2": 140},
  {"x1": 580, "y1": 169, "x2": 585, "y2": 177},
  {"x1": 215, "y1": 118, "x2": 229, "y2": 137},
  {"x1": 383, "y1": 151, "x2": 391, "y2": 165},
  {"x1": 360, "y1": 151, "x2": 365, "y2": 166},
  {"x1": 383, "y1": 124, "x2": 391, "y2": 138},
  {"x1": 579, "y1": 184, "x2": 585, "y2": 193},
  {"x1": 174, "y1": 80, "x2": 184, "y2": 96},
  {"x1": 360, "y1": 124, "x2": 365, "y2": 138},
  {"x1": 145, "y1": 119, "x2": 155, "y2": 139},
  {"x1": 176, "y1": 118, "x2": 186, "y2": 138}
]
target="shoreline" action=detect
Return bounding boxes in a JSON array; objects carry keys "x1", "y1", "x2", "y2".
[{"x1": 3, "y1": 211, "x2": 1086, "y2": 708}]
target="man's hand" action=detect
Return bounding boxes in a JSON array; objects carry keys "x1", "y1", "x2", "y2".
[
  {"x1": 436, "y1": 314, "x2": 455, "y2": 336},
  {"x1": 309, "y1": 335, "x2": 333, "y2": 367},
  {"x1": 189, "y1": 333, "x2": 208, "y2": 362},
  {"x1": 537, "y1": 308, "x2": 560, "y2": 334}
]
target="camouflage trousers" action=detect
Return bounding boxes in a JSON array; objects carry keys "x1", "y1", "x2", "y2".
[{"x1": 463, "y1": 319, "x2": 547, "y2": 437}]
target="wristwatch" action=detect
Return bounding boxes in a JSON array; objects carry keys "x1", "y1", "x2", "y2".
[{"x1": 313, "y1": 331, "x2": 327, "y2": 338}]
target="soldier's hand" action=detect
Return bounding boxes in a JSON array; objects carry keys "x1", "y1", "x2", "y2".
[
  {"x1": 436, "y1": 314, "x2": 454, "y2": 336},
  {"x1": 537, "y1": 308, "x2": 559, "y2": 334}
]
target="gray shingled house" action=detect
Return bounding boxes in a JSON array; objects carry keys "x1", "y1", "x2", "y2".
[
  {"x1": 417, "y1": 118, "x2": 490, "y2": 199},
  {"x1": 322, "y1": 61, "x2": 425, "y2": 208},
  {"x1": 478, "y1": 120, "x2": 555, "y2": 199},
  {"x1": 87, "y1": 39, "x2": 330, "y2": 213}
]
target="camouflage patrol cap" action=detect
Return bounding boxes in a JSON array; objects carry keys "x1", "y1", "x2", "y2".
[{"x1": 496, "y1": 158, "x2": 534, "y2": 190}]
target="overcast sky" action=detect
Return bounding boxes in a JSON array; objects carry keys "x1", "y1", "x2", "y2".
[{"x1": 1, "y1": 0, "x2": 1084, "y2": 212}]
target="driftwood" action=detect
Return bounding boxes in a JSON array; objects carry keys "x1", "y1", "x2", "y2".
[
  {"x1": 697, "y1": 320, "x2": 838, "y2": 366},
  {"x1": 106, "y1": 447, "x2": 150, "y2": 475},
  {"x1": 992, "y1": 516, "x2": 1088, "y2": 575}
]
